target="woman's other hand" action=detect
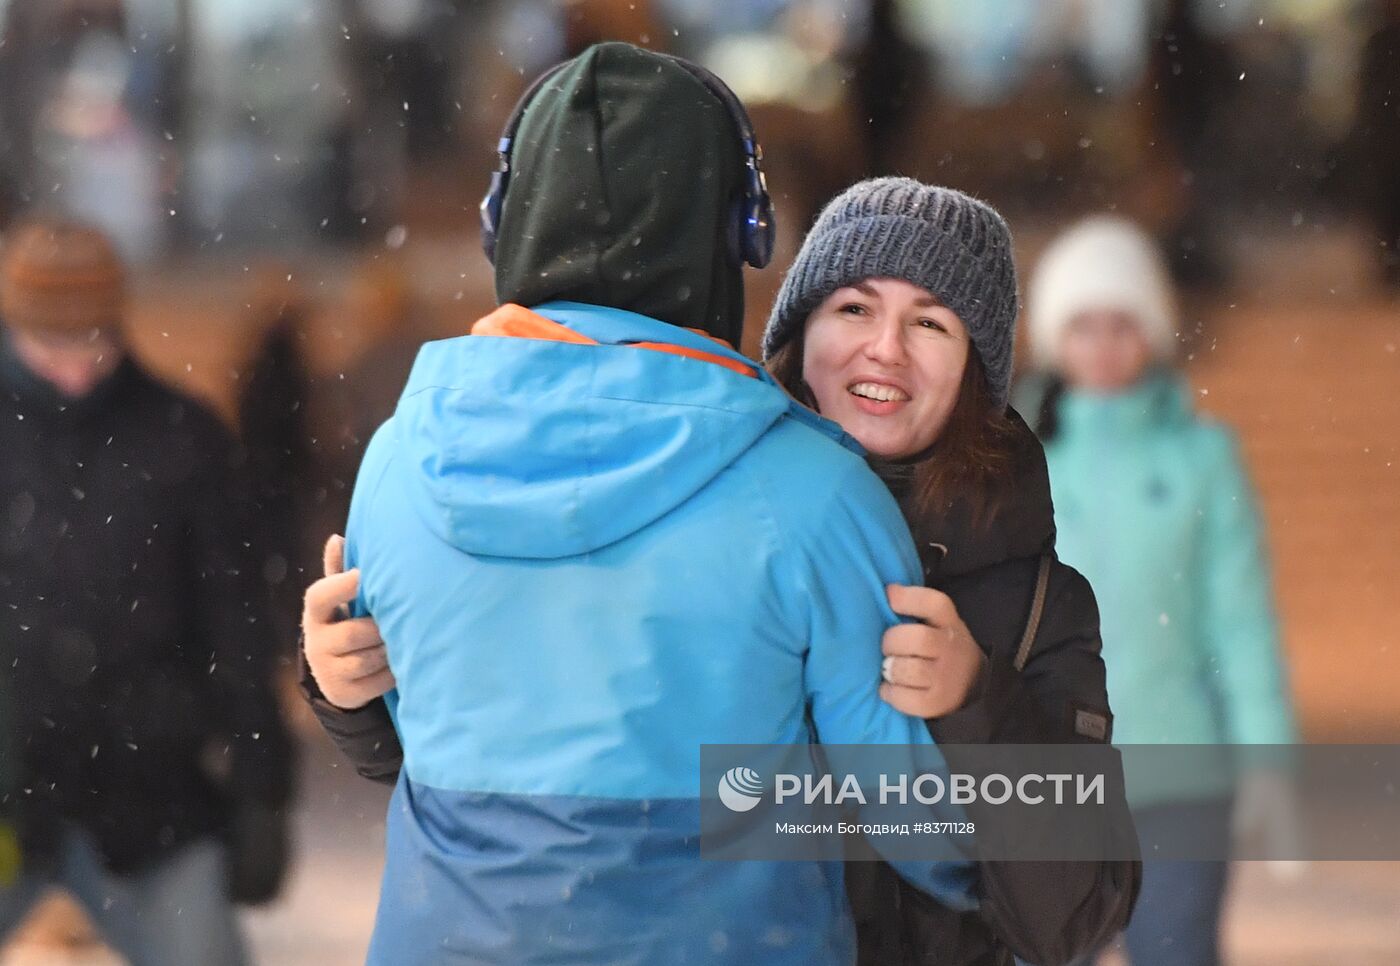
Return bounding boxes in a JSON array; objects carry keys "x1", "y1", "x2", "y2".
[
  {"x1": 879, "y1": 584, "x2": 987, "y2": 719},
  {"x1": 301, "y1": 535, "x2": 396, "y2": 710}
]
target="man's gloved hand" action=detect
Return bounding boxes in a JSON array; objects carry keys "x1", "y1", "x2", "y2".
[
  {"x1": 1232, "y1": 769, "x2": 1307, "y2": 882},
  {"x1": 225, "y1": 802, "x2": 291, "y2": 905}
]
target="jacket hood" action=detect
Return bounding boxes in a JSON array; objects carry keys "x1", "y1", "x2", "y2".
[
  {"x1": 493, "y1": 43, "x2": 748, "y2": 347},
  {"x1": 876, "y1": 408, "x2": 1057, "y2": 580},
  {"x1": 389, "y1": 302, "x2": 797, "y2": 559}
]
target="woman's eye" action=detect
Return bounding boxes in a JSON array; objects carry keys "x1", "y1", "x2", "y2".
[
  {"x1": 915, "y1": 317, "x2": 946, "y2": 332},
  {"x1": 839, "y1": 303, "x2": 868, "y2": 317}
]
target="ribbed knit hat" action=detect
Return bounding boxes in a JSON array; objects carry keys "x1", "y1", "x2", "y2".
[
  {"x1": 762, "y1": 177, "x2": 1020, "y2": 406},
  {"x1": 1026, "y1": 215, "x2": 1177, "y2": 368},
  {"x1": 0, "y1": 219, "x2": 125, "y2": 337}
]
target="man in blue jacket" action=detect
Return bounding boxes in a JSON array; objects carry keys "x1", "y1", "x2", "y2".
[{"x1": 342, "y1": 42, "x2": 971, "y2": 964}]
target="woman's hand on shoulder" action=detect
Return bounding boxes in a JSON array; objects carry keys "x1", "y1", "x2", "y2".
[
  {"x1": 879, "y1": 584, "x2": 986, "y2": 720},
  {"x1": 301, "y1": 534, "x2": 396, "y2": 710}
]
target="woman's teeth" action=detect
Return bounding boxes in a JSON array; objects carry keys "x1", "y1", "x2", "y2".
[{"x1": 850, "y1": 382, "x2": 909, "y2": 403}]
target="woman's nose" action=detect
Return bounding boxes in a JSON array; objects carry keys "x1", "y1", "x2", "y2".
[{"x1": 862, "y1": 317, "x2": 907, "y2": 365}]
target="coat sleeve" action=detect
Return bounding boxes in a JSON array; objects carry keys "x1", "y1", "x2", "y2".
[
  {"x1": 187, "y1": 421, "x2": 296, "y2": 810},
  {"x1": 787, "y1": 460, "x2": 979, "y2": 911},
  {"x1": 1197, "y1": 427, "x2": 1298, "y2": 746},
  {"x1": 926, "y1": 562, "x2": 1141, "y2": 966},
  {"x1": 297, "y1": 643, "x2": 403, "y2": 785},
  {"x1": 796, "y1": 462, "x2": 931, "y2": 747}
]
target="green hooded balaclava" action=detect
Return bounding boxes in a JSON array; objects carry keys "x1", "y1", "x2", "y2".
[{"x1": 493, "y1": 42, "x2": 748, "y2": 347}]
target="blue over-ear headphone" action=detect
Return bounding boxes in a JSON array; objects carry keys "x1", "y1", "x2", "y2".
[{"x1": 479, "y1": 52, "x2": 775, "y2": 270}]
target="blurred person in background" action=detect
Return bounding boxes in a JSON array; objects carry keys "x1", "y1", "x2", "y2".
[
  {"x1": 1021, "y1": 215, "x2": 1300, "y2": 966},
  {"x1": 1356, "y1": 0, "x2": 1400, "y2": 290},
  {"x1": 0, "y1": 219, "x2": 295, "y2": 964},
  {"x1": 849, "y1": 0, "x2": 929, "y2": 177},
  {"x1": 238, "y1": 266, "x2": 317, "y2": 658},
  {"x1": 0, "y1": 0, "x2": 129, "y2": 217},
  {"x1": 355, "y1": 0, "x2": 458, "y2": 160},
  {"x1": 1146, "y1": 0, "x2": 1237, "y2": 291},
  {"x1": 0, "y1": 0, "x2": 168, "y2": 260}
]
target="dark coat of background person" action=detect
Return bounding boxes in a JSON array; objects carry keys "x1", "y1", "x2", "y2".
[
  {"x1": 0, "y1": 337, "x2": 295, "y2": 898},
  {"x1": 302, "y1": 413, "x2": 1139, "y2": 964},
  {"x1": 848, "y1": 410, "x2": 1140, "y2": 966},
  {"x1": 238, "y1": 287, "x2": 316, "y2": 657}
]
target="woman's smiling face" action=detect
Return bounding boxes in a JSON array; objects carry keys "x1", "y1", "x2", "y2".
[{"x1": 801, "y1": 277, "x2": 970, "y2": 459}]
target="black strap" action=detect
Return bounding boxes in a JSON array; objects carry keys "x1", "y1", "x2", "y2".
[{"x1": 1013, "y1": 553, "x2": 1053, "y2": 672}]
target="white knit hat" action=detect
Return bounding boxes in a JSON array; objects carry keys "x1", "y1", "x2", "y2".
[{"x1": 1026, "y1": 215, "x2": 1178, "y2": 369}]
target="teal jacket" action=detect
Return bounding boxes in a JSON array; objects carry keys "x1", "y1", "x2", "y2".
[{"x1": 1033, "y1": 372, "x2": 1296, "y2": 805}]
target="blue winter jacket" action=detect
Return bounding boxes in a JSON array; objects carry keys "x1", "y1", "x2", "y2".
[{"x1": 345, "y1": 301, "x2": 975, "y2": 965}]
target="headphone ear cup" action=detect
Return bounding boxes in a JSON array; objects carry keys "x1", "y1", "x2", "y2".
[
  {"x1": 726, "y1": 195, "x2": 746, "y2": 268},
  {"x1": 480, "y1": 171, "x2": 506, "y2": 264},
  {"x1": 729, "y1": 194, "x2": 776, "y2": 269},
  {"x1": 746, "y1": 194, "x2": 775, "y2": 269}
]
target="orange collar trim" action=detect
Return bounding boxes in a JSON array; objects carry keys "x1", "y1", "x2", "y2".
[{"x1": 472, "y1": 304, "x2": 756, "y2": 379}]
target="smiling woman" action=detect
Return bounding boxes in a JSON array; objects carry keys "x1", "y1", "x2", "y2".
[
  {"x1": 801, "y1": 278, "x2": 970, "y2": 459},
  {"x1": 766, "y1": 289, "x2": 1018, "y2": 531},
  {"x1": 760, "y1": 177, "x2": 1139, "y2": 965},
  {"x1": 761, "y1": 178, "x2": 1027, "y2": 531},
  {"x1": 767, "y1": 299, "x2": 1017, "y2": 530}
]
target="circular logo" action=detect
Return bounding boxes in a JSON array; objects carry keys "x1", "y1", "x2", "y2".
[{"x1": 718, "y1": 766, "x2": 765, "y2": 812}]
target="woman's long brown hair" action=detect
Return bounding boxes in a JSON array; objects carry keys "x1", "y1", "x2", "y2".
[{"x1": 766, "y1": 329, "x2": 1020, "y2": 532}]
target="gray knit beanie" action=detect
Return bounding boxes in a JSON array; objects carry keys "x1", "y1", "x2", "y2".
[{"x1": 762, "y1": 177, "x2": 1020, "y2": 407}]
